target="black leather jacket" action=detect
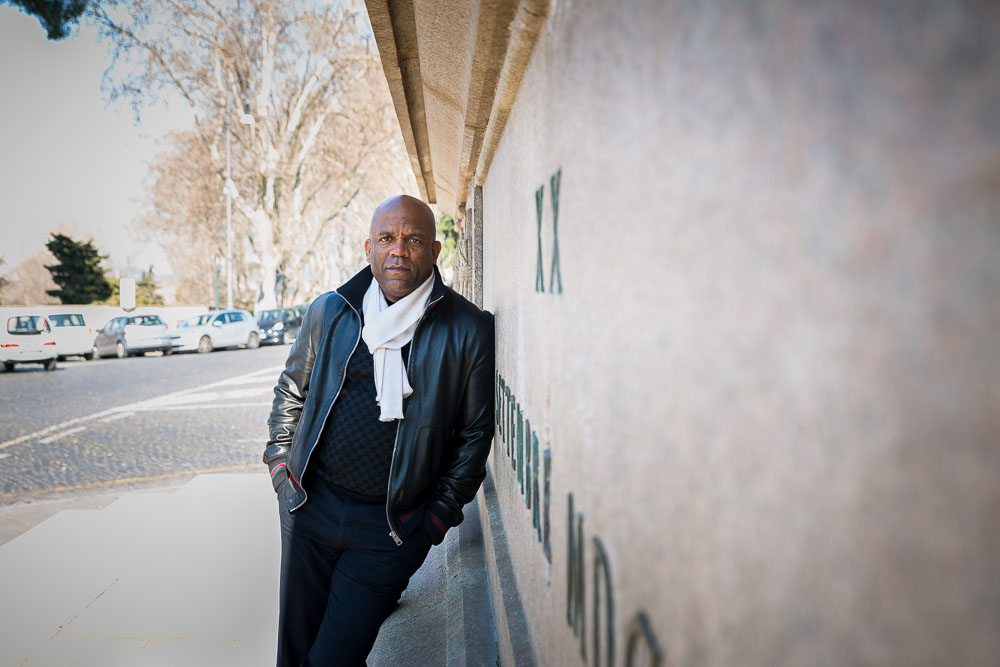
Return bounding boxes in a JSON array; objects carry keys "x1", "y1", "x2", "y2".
[{"x1": 264, "y1": 266, "x2": 495, "y2": 545}]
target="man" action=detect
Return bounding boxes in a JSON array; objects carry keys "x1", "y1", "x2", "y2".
[{"x1": 263, "y1": 195, "x2": 495, "y2": 666}]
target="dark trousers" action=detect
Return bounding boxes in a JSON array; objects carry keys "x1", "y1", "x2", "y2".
[{"x1": 276, "y1": 481, "x2": 432, "y2": 667}]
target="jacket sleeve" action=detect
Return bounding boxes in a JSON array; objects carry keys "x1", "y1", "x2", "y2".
[
  {"x1": 425, "y1": 312, "x2": 496, "y2": 531},
  {"x1": 263, "y1": 296, "x2": 325, "y2": 492}
]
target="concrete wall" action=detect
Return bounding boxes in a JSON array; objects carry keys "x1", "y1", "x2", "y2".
[{"x1": 478, "y1": 1, "x2": 1000, "y2": 665}]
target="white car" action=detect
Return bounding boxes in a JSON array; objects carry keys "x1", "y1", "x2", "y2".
[
  {"x1": 48, "y1": 313, "x2": 95, "y2": 360},
  {"x1": 174, "y1": 309, "x2": 261, "y2": 353},
  {"x1": 1, "y1": 315, "x2": 58, "y2": 372}
]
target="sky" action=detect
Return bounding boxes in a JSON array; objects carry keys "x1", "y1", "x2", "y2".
[{"x1": 0, "y1": 6, "x2": 190, "y2": 277}]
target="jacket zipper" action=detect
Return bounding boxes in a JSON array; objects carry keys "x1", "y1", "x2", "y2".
[
  {"x1": 295, "y1": 295, "x2": 362, "y2": 509},
  {"x1": 386, "y1": 292, "x2": 445, "y2": 546}
]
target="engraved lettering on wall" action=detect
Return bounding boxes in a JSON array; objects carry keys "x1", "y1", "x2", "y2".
[
  {"x1": 625, "y1": 612, "x2": 663, "y2": 667},
  {"x1": 593, "y1": 537, "x2": 615, "y2": 667},
  {"x1": 533, "y1": 169, "x2": 563, "y2": 294},
  {"x1": 549, "y1": 168, "x2": 562, "y2": 293}
]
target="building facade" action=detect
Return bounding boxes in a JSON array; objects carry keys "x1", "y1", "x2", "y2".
[{"x1": 365, "y1": 1, "x2": 1000, "y2": 665}]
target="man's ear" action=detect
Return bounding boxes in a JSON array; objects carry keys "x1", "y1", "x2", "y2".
[
  {"x1": 432, "y1": 240, "x2": 442, "y2": 263},
  {"x1": 364, "y1": 239, "x2": 371, "y2": 263}
]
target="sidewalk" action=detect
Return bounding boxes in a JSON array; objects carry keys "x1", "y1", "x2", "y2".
[{"x1": 0, "y1": 473, "x2": 498, "y2": 666}]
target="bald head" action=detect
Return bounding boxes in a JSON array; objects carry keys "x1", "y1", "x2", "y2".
[
  {"x1": 370, "y1": 195, "x2": 435, "y2": 238},
  {"x1": 365, "y1": 195, "x2": 441, "y2": 302}
]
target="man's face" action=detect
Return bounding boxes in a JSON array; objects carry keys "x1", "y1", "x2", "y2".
[{"x1": 365, "y1": 201, "x2": 441, "y2": 303}]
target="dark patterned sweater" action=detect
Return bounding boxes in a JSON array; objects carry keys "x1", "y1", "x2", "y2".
[{"x1": 311, "y1": 326, "x2": 410, "y2": 503}]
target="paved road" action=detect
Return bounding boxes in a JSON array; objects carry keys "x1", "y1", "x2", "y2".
[{"x1": 0, "y1": 344, "x2": 291, "y2": 504}]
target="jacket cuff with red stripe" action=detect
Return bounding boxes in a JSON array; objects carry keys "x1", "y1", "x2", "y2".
[
  {"x1": 268, "y1": 461, "x2": 289, "y2": 493},
  {"x1": 422, "y1": 509, "x2": 448, "y2": 545}
]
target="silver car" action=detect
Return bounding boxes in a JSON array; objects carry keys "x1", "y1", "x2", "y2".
[
  {"x1": 92, "y1": 314, "x2": 180, "y2": 358},
  {"x1": 174, "y1": 309, "x2": 261, "y2": 353}
]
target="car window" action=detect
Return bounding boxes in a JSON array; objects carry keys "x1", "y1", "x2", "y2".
[
  {"x1": 6, "y1": 316, "x2": 49, "y2": 334},
  {"x1": 230, "y1": 312, "x2": 246, "y2": 323},
  {"x1": 49, "y1": 314, "x2": 85, "y2": 327},
  {"x1": 183, "y1": 314, "x2": 213, "y2": 327},
  {"x1": 259, "y1": 309, "x2": 282, "y2": 320},
  {"x1": 127, "y1": 315, "x2": 164, "y2": 326}
]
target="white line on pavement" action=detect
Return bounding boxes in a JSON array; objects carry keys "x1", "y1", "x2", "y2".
[
  {"x1": 98, "y1": 412, "x2": 134, "y2": 423},
  {"x1": 127, "y1": 403, "x2": 274, "y2": 412},
  {"x1": 37, "y1": 425, "x2": 89, "y2": 444},
  {"x1": 0, "y1": 365, "x2": 284, "y2": 451}
]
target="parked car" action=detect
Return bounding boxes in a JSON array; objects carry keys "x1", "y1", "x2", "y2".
[
  {"x1": 48, "y1": 313, "x2": 95, "y2": 360},
  {"x1": 1, "y1": 315, "x2": 58, "y2": 371},
  {"x1": 256, "y1": 307, "x2": 303, "y2": 345},
  {"x1": 92, "y1": 314, "x2": 179, "y2": 359},
  {"x1": 174, "y1": 309, "x2": 261, "y2": 353}
]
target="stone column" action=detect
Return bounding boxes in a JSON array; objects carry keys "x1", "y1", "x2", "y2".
[{"x1": 472, "y1": 185, "x2": 484, "y2": 309}]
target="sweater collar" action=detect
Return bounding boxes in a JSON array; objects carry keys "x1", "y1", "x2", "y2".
[{"x1": 337, "y1": 265, "x2": 447, "y2": 312}]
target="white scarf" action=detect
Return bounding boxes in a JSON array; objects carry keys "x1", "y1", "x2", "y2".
[{"x1": 361, "y1": 274, "x2": 434, "y2": 421}]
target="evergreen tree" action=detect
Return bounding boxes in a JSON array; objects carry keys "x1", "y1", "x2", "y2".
[
  {"x1": 137, "y1": 265, "x2": 164, "y2": 305},
  {"x1": 98, "y1": 268, "x2": 164, "y2": 306},
  {"x1": 44, "y1": 233, "x2": 114, "y2": 304},
  {"x1": 5, "y1": 0, "x2": 87, "y2": 40},
  {"x1": 435, "y1": 213, "x2": 458, "y2": 272}
]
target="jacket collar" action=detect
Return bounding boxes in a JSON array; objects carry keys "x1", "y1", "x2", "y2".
[{"x1": 337, "y1": 265, "x2": 448, "y2": 312}]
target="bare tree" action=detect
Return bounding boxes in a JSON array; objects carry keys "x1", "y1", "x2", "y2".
[
  {"x1": 2, "y1": 251, "x2": 61, "y2": 306},
  {"x1": 0, "y1": 257, "x2": 9, "y2": 304},
  {"x1": 93, "y1": 0, "x2": 414, "y2": 309}
]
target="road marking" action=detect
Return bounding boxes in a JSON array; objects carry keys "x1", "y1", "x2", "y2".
[
  {"x1": 128, "y1": 402, "x2": 273, "y2": 412},
  {"x1": 38, "y1": 425, "x2": 88, "y2": 444},
  {"x1": 144, "y1": 386, "x2": 273, "y2": 407},
  {"x1": 99, "y1": 412, "x2": 134, "y2": 423},
  {"x1": 0, "y1": 365, "x2": 283, "y2": 452}
]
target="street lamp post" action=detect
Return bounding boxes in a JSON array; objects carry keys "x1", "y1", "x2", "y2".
[
  {"x1": 214, "y1": 257, "x2": 221, "y2": 310},
  {"x1": 225, "y1": 97, "x2": 234, "y2": 310},
  {"x1": 223, "y1": 95, "x2": 254, "y2": 311}
]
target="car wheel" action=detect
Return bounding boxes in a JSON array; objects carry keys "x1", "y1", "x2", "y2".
[
  {"x1": 90, "y1": 345, "x2": 100, "y2": 360},
  {"x1": 44, "y1": 358, "x2": 57, "y2": 372},
  {"x1": 197, "y1": 336, "x2": 213, "y2": 354},
  {"x1": 247, "y1": 332, "x2": 260, "y2": 349},
  {"x1": 116, "y1": 341, "x2": 127, "y2": 359},
  {"x1": 3, "y1": 362, "x2": 14, "y2": 372}
]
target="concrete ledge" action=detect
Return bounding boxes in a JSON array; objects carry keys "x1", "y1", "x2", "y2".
[{"x1": 476, "y1": 465, "x2": 536, "y2": 666}]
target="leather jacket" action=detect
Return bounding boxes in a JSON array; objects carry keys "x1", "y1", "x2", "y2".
[{"x1": 264, "y1": 266, "x2": 495, "y2": 545}]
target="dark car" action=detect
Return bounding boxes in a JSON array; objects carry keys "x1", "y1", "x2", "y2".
[{"x1": 256, "y1": 307, "x2": 303, "y2": 345}]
